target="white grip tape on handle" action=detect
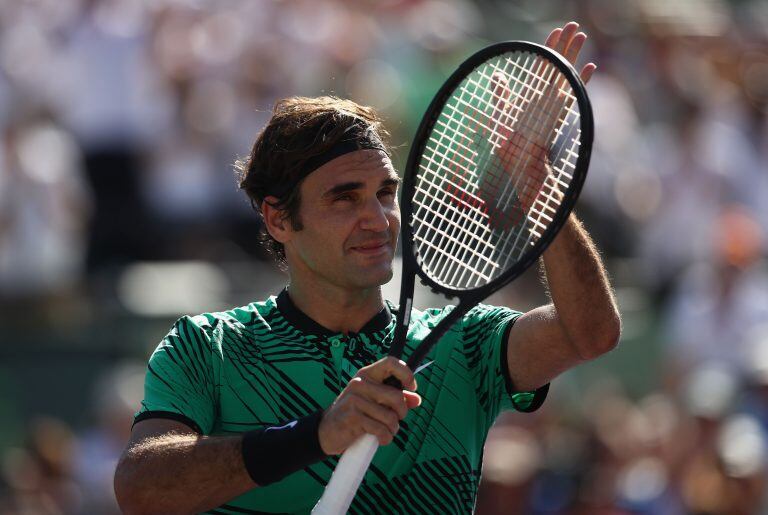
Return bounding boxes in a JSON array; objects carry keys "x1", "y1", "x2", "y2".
[{"x1": 311, "y1": 433, "x2": 379, "y2": 515}]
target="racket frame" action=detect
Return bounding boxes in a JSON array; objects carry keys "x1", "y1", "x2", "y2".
[{"x1": 390, "y1": 41, "x2": 593, "y2": 367}]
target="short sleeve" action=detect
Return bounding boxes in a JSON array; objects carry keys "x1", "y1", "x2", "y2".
[
  {"x1": 134, "y1": 315, "x2": 217, "y2": 434},
  {"x1": 460, "y1": 304, "x2": 548, "y2": 423}
]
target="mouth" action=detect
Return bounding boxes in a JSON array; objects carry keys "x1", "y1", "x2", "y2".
[{"x1": 350, "y1": 241, "x2": 391, "y2": 256}]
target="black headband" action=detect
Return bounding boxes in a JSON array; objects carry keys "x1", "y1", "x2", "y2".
[{"x1": 265, "y1": 119, "x2": 387, "y2": 199}]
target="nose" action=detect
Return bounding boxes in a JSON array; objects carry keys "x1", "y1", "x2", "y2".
[{"x1": 359, "y1": 196, "x2": 390, "y2": 232}]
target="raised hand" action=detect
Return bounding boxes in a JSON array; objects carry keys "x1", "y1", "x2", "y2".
[
  {"x1": 483, "y1": 22, "x2": 596, "y2": 223},
  {"x1": 546, "y1": 21, "x2": 596, "y2": 84}
]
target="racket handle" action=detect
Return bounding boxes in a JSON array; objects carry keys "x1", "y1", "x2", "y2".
[{"x1": 311, "y1": 433, "x2": 379, "y2": 515}]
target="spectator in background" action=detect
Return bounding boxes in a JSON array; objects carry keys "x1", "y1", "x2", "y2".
[
  {"x1": 638, "y1": 101, "x2": 725, "y2": 289},
  {"x1": 74, "y1": 361, "x2": 145, "y2": 515},
  {"x1": 663, "y1": 205, "x2": 768, "y2": 381},
  {"x1": 678, "y1": 402, "x2": 768, "y2": 514},
  {"x1": 58, "y1": 0, "x2": 171, "y2": 271},
  {"x1": 739, "y1": 326, "x2": 768, "y2": 433},
  {"x1": 0, "y1": 417, "x2": 80, "y2": 515},
  {"x1": 0, "y1": 112, "x2": 92, "y2": 306}
]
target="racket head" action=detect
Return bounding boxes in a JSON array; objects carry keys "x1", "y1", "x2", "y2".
[{"x1": 399, "y1": 41, "x2": 593, "y2": 301}]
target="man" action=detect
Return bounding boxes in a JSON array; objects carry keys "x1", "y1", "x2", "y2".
[{"x1": 114, "y1": 22, "x2": 620, "y2": 514}]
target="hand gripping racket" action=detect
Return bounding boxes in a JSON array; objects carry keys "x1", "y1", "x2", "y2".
[{"x1": 312, "y1": 41, "x2": 593, "y2": 514}]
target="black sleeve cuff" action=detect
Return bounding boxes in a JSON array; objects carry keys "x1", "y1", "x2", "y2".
[
  {"x1": 132, "y1": 411, "x2": 203, "y2": 434},
  {"x1": 500, "y1": 316, "x2": 549, "y2": 412},
  {"x1": 512, "y1": 383, "x2": 549, "y2": 413}
]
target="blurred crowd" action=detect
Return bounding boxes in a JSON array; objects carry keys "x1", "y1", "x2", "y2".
[{"x1": 0, "y1": 0, "x2": 767, "y2": 513}]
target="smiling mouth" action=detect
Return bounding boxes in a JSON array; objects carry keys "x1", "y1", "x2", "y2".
[{"x1": 350, "y1": 242, "x2": 390, "y2": 255}]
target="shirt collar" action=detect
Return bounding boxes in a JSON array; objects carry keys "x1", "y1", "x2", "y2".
[{"x1": 275, "y1": 288, "x2": 392, "y2": 337}]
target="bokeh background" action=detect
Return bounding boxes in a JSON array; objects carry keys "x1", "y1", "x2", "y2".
[{"x1": 1, "y1": 0, "x2": 767, "y2": 513}]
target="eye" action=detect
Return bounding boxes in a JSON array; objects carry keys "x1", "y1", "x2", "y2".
[
  {"x1": 334, "y1": 193, "x2": 355, "y2": 202},
  {"x1": 377, "y1": 188, "x2": 396, "y2": 199}
]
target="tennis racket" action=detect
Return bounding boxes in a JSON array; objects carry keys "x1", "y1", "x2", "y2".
[{"x1": 312, "y1": 40, "x2": 593, "y2": 515}]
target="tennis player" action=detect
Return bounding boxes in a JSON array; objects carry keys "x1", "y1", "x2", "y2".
[{"x1": 115, "y1": 22, "x2": 619, "y2": 514}]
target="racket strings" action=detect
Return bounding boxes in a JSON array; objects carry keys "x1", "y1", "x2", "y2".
[
  {"x1": 489, "y1": 58, "x2": 575, "y2": 269},
  {"x1": 415, "y1": 63, "x2": 513, "y2": 286},
  {"x1": 413, "y1": 50, "x2": 583, "y2": 289}
]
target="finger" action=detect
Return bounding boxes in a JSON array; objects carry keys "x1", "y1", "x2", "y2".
[
  {"x1": 580, "y1": 63, "x2": 596, "y2": 84},
  {"x1": 404, "y1": 391, "x2": 422, "y2": 409},
  {"x1": 490, "y1": 72, "x2": 511, "y2": 115},
  {"x1": 357, "y1": 356, "x2": 416, "y2": 391},
  {"x1": 341, "y1": 409, "x2": 396, "y2": 447},
  {"x1": 358, "y1": 399, "x2": 400, "y2": 435},
  {"x1": 545, "y1": 28, "x2": 562, "y2": 49},
  {"x1": 564, "y1": 32, "x2": 587, "y2": 64},
  {"x1": 349, "y1": 377, "x2": 409, "y2": 419},
  {"x1": 352, "y1": 395, "x2": 401, "y2": 435},
  {"x1": 556, "y1": 22, "x2": 579, "y2": 55},
  {"x1": 555, "y1": 22, "x2": 579, "y2": 56},
  {"x1": 359, "y1": 416, "x2": 396, "y2": 446}
]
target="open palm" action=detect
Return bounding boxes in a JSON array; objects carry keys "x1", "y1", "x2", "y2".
[{"x1": 484, "y1": 22, "x2": 595, "y2": 217}]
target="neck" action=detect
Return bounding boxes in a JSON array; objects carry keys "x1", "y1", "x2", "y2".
[{"x1": 286, "y1": 280, "x2": 385, "y2": 334}]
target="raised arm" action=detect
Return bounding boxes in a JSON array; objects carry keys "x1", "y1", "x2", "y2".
[
  {"x1": 505, "y1": 214, "x2": 621, "y2": 391},
  {"x1": 492, "y1": 22, "x2": 619, "y2": 391}
]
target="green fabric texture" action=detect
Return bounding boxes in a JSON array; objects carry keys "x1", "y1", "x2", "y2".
[{"x1": 136, "y1": 295, "x2": 547, "y2": 514}]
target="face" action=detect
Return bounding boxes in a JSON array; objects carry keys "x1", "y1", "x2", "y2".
[{"x1": 282, "y1": 149, "x2": 401, "y2": 291}]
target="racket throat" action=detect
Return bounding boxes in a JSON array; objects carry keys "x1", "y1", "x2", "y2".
[
  {"x1": 402, "y1": 298, "x2": 412, "y2": 326},
  {"x1": 389, "y1": 296, "x2": 411, "y2": 359}
]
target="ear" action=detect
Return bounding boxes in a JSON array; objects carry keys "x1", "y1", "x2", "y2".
[{"x1": 261, "y1": 196, "x2": 293, "y2": 244}]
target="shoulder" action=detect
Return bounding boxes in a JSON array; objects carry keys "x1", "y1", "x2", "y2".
[
  {"x1": 464, "y1": 303, "x2": 523, "y2": 325},
  {"x1": 401, "y1": 302, "x2": 522, "y2": 327},
  {"x1": 408, "y1": 304, "x2": 453, "y2": 322},
  {"x1": 163, "y1": 296, "x2": 279, "y2": 347},
  {"x1": 212, "y1": 296, "x2": 278, "y2": 327}
]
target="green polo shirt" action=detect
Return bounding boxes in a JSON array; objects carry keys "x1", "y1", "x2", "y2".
[{"x1": 135, "y1": 290, "x2": 547, "y2": 514}]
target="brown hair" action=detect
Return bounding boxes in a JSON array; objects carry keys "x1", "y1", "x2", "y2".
[{"x1": 235, "y1": 96, "x2": 391, "y2": 266}]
